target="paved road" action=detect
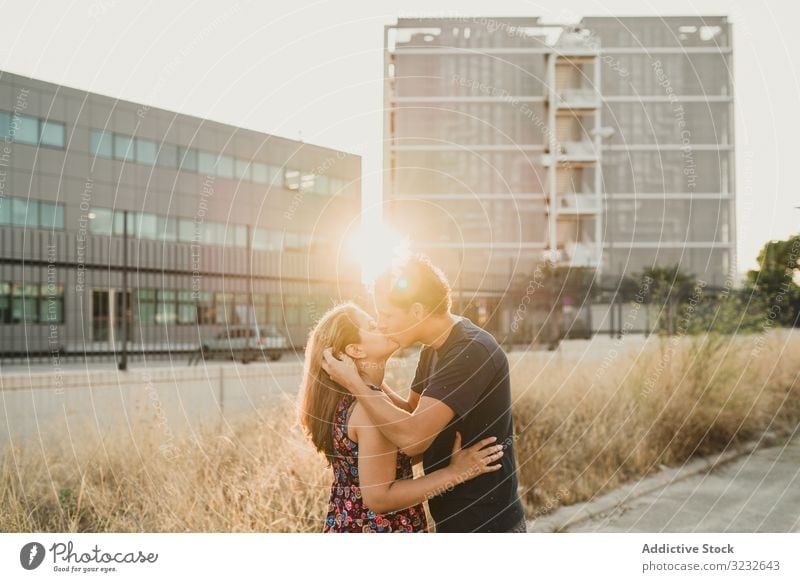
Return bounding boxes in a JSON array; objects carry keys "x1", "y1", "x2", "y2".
[{"x1": 530, "y1": 435, "x2": 800, "y2": 533}]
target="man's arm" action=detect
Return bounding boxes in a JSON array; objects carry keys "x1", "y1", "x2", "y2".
[{"x1": 321, "y1": 349, "x2": 454, "y2": 456}]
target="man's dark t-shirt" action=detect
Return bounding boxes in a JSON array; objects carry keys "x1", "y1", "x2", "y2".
[{"x1": 410, "y1": 316, "x2": 525, "y2": 532}]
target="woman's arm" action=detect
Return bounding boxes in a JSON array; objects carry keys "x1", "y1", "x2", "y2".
[
  {"x1": 379, "y1": 382, "x2": 421, "y2": 413},
  {"x1": 351, "y1": 406, "x2": 504, "y2": 514}
]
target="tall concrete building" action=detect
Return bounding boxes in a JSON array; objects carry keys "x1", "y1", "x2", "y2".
[
  {"x1": 0, "y1": 70, "x2": 361, "y2": 360},
  {"x1": 383, "y1": 16, "x2": 735, "y2": 339}
]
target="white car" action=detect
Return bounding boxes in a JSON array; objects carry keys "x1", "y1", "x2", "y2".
[{"x1": 194, "y1": 324, "x2": 289, "y2": 364}]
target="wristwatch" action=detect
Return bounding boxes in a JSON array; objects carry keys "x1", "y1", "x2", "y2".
[{"x1": 366, "y1": 383, "x2": 383, "y2": 392}]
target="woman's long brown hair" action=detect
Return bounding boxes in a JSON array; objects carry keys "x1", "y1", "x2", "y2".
[{"x1": 298, "y1": 302, "x2": 364, "y2": 464}]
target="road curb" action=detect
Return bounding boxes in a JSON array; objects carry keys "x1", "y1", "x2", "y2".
[{"x1": 526, "y1": 440, "x2": 763, "y2": 533}]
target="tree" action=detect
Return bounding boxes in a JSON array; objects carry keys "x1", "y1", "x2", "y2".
[{"x1": 743, "y1": 234, "x2": 800, "y2": 327}]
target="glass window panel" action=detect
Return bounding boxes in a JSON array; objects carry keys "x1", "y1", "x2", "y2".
[
  {"x1": 136, "y1": 300, "x2": 155, "y2": 325},
  {"x1": 235, "y1": 159, "x2": 251, "y2": 181},
  {"x1": 135, "y1": 138, "x2": 158, "y2": 165},
  {"x1": 40, "y1": 120, "x2": 65, "y2": 148},
  {"x1": 179, "y1": 147, "x2": 197, "y2": 172},
  {"x1": 215, "y1": 292, "x2": 232, "y2": 324},
  {"x1": 89, "y1": 207, "x2": 112, "y2": 235},
  {"x1": 39, "y1": 201, "x2": 64, "y2": 229},
  {"x1": 197, "y1": 151, "x2": 216, "y2": 175},
  {"x1": 156, "y1": 302, "x2": 177, "y2": 325},
  {"x1": 156, "y1": 143, "x2": 178, "y2": 168},
  {"x1": 11, "y1": 197, "x2": 31, "y2": 227},
  {"x1": 13, "y1": 115, "x2": 39, "y2": 144},
  {"x1": 0, "y1": 111, "x2": 10, "y2": 139},
  {"x1": 178, "y1": 303, "x2": 196, "y2": 324},
  {"x1": 269, "y1": 166, "x2": 283, "y2": 185},
  {"x1": 313, "y1": 175, "x2": 329, "y2": 195},
  {"x1": 137, "y1": 289, "x2": 156, "y2": 300},
  {"x1": 113, "y1": 134, "x2": 136, "y2": 161},
  {"x1": 284, "y1": 169, "x2": 300, "y2": 190},
  {"x1": 89, "y1": 129, "x2": 113, "y2": 157},
  {"x1": 158, "y1": 216, "x2": 177, "y2": 241},
  {"x1": 178, "y1": 218, "x2": 197, "y2": 243},
  {"x1": 300, "y1": 172, "x2": 315, "y2": 192},
  {"x1": 252, "y1": 228, "x2": 269, "y2": 250},
  {"x1": 39, "y1": 291, "x2": 64, "y2": 323},
  {"x1": 251, "y1": 162, "x2": 269, "y2": 183},
  {"x1": 216, "y1": 155, "x2": 234, "y2": 179},
  {"x1": 138, "y1": 213, "x2": 158, "y2": 239},
  {"x1": 234, "y1": 224, "x2": 247, "y2": 248},
  {"x1": 0, "y1": 197, "x2": 10, "y2": 225}
]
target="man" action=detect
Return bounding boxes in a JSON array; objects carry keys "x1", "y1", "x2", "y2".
[{"x1": 322, "y1": 254, "x2": 527, "y2": 533}]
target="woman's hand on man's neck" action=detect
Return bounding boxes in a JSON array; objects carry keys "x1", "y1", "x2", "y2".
[{"x1": 357, "y1": 358, "x2": 388, "y2": 386}]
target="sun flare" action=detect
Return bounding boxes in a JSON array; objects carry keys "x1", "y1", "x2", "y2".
[{"x1": 346, "y1": 221, "x2": 409, "y2": 284}]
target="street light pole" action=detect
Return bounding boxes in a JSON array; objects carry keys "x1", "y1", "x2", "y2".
[{"x1": 118, "y1": 209, "x2": 129, "y2": 371}]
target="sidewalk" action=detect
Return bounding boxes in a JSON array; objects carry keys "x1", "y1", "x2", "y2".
[{"x1": 528, "y1": 433, "x2": 800, "y2": 533}]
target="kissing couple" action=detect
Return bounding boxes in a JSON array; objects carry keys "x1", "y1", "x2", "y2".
[{"x1": 298, "y1": 254, "x2": 526, "y2": 533}]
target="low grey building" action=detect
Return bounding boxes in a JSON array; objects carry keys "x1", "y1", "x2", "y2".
[{"x1": 0, "y1": 70, "x2": 361, "y2": 362}]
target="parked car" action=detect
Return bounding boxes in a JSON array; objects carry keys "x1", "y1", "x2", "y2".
[{"x1": 190, "y1": 324, "x2": 289, "y2": 364}]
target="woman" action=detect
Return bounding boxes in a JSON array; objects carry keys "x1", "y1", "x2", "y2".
[{"x1": 299, "y1": 302, "x2": 504, "y2": 532}]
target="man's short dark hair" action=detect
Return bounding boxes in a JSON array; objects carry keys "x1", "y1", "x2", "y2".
[{"x1": 374, "y1": 254, "x2": 452, "y2": 315}]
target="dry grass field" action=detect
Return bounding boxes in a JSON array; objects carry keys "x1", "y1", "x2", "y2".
[{"x1": 2, "y1": 330, "x2": 799, "y2": 532}]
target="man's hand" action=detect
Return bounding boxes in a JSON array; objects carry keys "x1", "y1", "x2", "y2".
[{"x1": 321, "y1": 347, "x2": 364, "y2": 392}]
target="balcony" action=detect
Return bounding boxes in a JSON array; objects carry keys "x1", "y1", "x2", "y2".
[
  {"x1": 557, "y1": 88, "x2": 600, "y2": 109},
  {"x1": 542, "y1": 141, "x2": 598, "y2": 165},
  {"x1": 554, "y1": 29, "x2": 600, "y2": 56},
  {"x1": 557, "y1": 194, "x2": 601, "y2": 215},
  {"x1": 563, "y1": 242, "x2": 601, "y2": 268}
]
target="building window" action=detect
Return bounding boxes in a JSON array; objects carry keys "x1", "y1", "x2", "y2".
[
  {"x1": 284, "y1": 169, "x2": 300, "y2": 190},
  {"x1": 300, "y1": 172, "x2": 315, "y2": 192},
  {"x1": 251, "y1": 162, "x2": 269, "y2": 184},
  {"x1": 135, "y1": 289, "x2": 156, "y2": 324},
  {"x1": 14, "y1": 114, "x2": 40, "y2": 145},
  {"x1": 235, "y1": 159, "x2": 251, "y2": 181},
  {"x1": 156, "y1": 289, "x2": 177, "y2": 325},
  {"x1": 253, "y1": 294, "x2": 267, "y2": 325},
  {"x1": 178, "y1": 218, "x2": 198, "y2": 243},
  {"x1": 10, "y1": 197, "x2": 33, "y2": 227},
  {"x1": 0, "y1": 282, "x2": 62, "y2": 324},
  {"x1": 177, "y1": 291, "x2": 196, "y2": 324},
  {"x1": 215, "y1": 292, "x2": 232, "y2": 324},
  {"x1": 10, "y1": 283, "x2": 39, "y2": 323},
  {"x1": 313, "y1": 175, "x2": 329, "y2": 195},
  {"x1": 157, "y1": 143, "x2": 178, "y2": 168},
  {"x1": 90, "y1": 129, "x2": 113, "y2": 158},
  {"x1": 195, "y1": 291, "x2": 215, "y2": 324},
  {"x1": 197, "y1": 151, "x2": 217, "y2": 175},
  {"x1": 268, "y1": 294, "x2": 283, "y2": 325},
  {"x1": 179, "y1": 147, "x2": 197, "y2": 172},
  {"x1": 113, "y1": 134, "x2": 136, "y2": 161},
  {"x1": 40, "y1": 120, "x2": 65, "y2": 148},
  {"x1": 216, "y1": 155, "x2": 234, "y2": 179},
  {"x1": 0, "y1": 112, "x2": 10, "y2": 140},
  {"x1": 89, "y1": 207, "x2": 113, "y2": 235},
  {"x1": 158, "y1": 216, "x2": 178, "y2": 241},
  {"x1": 136, "y1": 138, "x2": 158, "y2": 165},
  {"x1": 0, "y1": 283, "x2": 10, "y2": 323},
  {"x1": 38, "y1": 283, "x2": 65, "y2": 323},
  {"x1": 285, "y1": 295, "x2": 300, "y2": 325},
  {"x1": 39, "y1": 201, "x2": 64, "y2": 229}
]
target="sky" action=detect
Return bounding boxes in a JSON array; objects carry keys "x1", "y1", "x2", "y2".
[{"x1": 1, "y1": 0, "x2": 799, "y2": 276}]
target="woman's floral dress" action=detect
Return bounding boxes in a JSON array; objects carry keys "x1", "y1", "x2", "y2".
[{"x1": 323, "y1": 393, "x2": 428, "y2": 533}]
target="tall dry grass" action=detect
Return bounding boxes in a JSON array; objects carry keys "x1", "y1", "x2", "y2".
[{"x1": 2, "y1": 330, "x2": 799, "y2": 532}]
